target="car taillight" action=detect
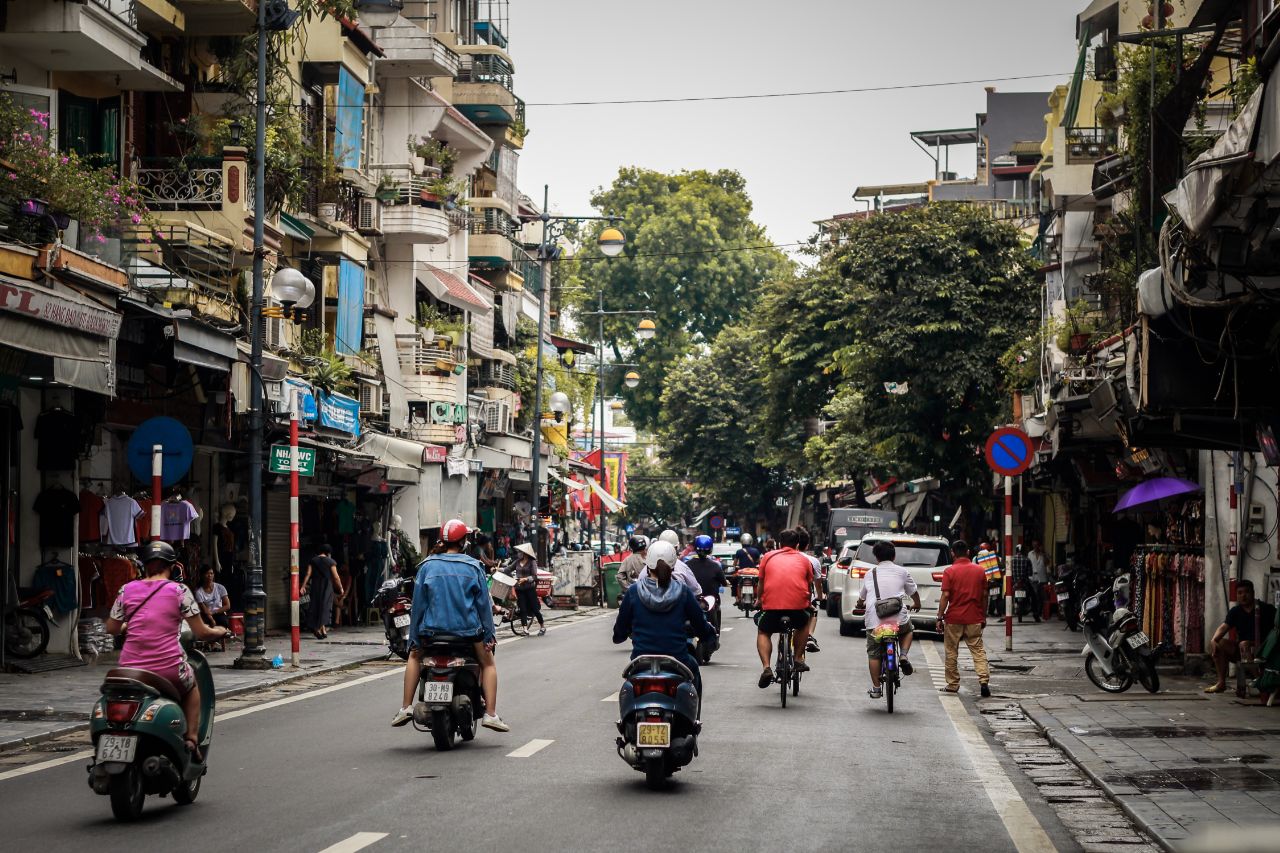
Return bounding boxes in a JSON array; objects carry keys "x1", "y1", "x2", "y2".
[
  {"x1": 932, "y1": 572, "x2": 945, "y2": 582},
  {"x1": 105, "y1": 700, "x2": 139, "y2": 724},
  {"x1": 850, "y1": 568, "x2": 866, "y2": 578},
  {"x1": 632, "y1": 677, "x2": 678, "y2": 697}
]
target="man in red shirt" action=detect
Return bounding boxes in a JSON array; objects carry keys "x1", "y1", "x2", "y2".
[
  {"x1": 936, "y1": 540, "x2": 991, "y2": 697},
  {"x1": 755, "y1": 529, "x2": 815, "y2": 688}
]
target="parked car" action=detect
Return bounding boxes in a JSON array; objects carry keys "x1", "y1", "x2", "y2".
[{"x1": 839, "y1": 533, "x2": 953, "y2": 637}]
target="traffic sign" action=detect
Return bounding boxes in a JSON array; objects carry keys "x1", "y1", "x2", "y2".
[
  {"x1": 269, "y1": 444, "x2": 316, "y2": 476},
  {"x1": 709, "y1": 515, "x2": 724, "y2": 529},
  {"x1": 726, "y1": 526, "x2": 741, "y2": 537},
  {"x1": 985, "y1": 427, "x2": 1033, "y2": 477},
  {"x1": 127, "y1": 417, "x2": 193, "y2": 487}
]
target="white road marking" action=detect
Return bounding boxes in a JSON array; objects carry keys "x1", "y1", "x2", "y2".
[
  {"x1": 506, "y1": 738, "x2": 554, "y2": 758},
  {"x1": 0, "y1": 612, "x2": 613, "y2": 783},
  {"x1": 601, "y1": 692, "x2": 619, "y2": 702},
  {"x1": 720, "y1": 626, "x2": 734, "y2": 632},
  {"x1": 317, "y1": 832, "x2": 388, "y2": 853},
  {"x1": 920, "y1": 643, "x2": 1055, "y2": 853}
]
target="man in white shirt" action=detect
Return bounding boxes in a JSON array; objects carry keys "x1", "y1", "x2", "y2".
[{"x1": 855, "y1": 541, "x2": 921, "y2": 699}]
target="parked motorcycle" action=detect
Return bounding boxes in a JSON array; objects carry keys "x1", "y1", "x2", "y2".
[
  {"x1": 3, "y1": 587, "x2": 55, "y2": 659},
  {"x1": 372, "y1": 576, "x2": 414, "y2": 660},
  {"x1": 615, "y1": 654, "x2": 701, "y2": 790},
  {"x1": 1080, "y1": 573, "x2": 1160, "y2": 694},
  {"x1": 87, "y1": 629, "x2": 213, "y2": 820},
  {"x1": 411, "y1": 634, "x2": 485, "y2": 751},
  {"x1": 736, "y1": 568, "x2": 759, "y2": 615}
]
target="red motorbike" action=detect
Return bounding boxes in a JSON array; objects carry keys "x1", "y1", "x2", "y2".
[
  {"x1": 372, "y1": 576, "x2": 413, "y2": 660},
  {"x1": 4, "y1": 587, "x2": 55, "y2": 659}
]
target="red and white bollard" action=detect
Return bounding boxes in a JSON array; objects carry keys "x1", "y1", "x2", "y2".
[
  {"x1": 151, "y1": 444, "x2": 163, "y2": 542},
  {"x1": 289, "y1": 387, "x2": 301, "y2": 667},
  {"x1": 1004, "y1": 475, "x2": 1013, "y2": 652}
]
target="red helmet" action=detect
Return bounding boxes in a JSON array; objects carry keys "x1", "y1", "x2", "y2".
[{"x1": 441, "y1": 518, "x2": 470, "y2": 543}]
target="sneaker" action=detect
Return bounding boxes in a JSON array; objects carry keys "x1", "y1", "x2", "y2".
[
  {"x1": 796, "y1": 661, "x2": 811, "y2": 673},
  {"x1": 758, "y1": 667, "x2": 773, "y2": 689},
  {"x1": 868, "y1": 686, "x2": 883, "y2": 699},
  {"x1": 481, "y1": 714, "x2": 510, "y2": 732},
  {"x1": 980, "y1": 683, "x2": 992, "y2": 698},
  {"x1": 900, "y1": 658, "x2": 914, "y2": 676},
  {"x1": 391, "y1": 706, "x2": 412, "y2": 727},
  {"x1": 806, "y1": 637, "x2": 820, "y2": 653},
  {"x1": 537, "y1": 627, "x2": 546, "y2": 636}
]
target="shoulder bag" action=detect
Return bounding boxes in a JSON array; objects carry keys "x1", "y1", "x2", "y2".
[
  {"x1": 872, "y1": 567, "x2": 904, "y2": 619},
  {"x1": 119, "y1": 581, "x2": 170, "y2": 641}
]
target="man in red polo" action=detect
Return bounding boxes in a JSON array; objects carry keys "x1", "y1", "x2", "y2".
[
  {"x1": 936, "y1": 539, "x2": 991, "y2": 697},
  {"x1": 755, "y1": 528, "x2": 815, "y2": 688}
]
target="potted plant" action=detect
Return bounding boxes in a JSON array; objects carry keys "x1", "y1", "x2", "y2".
[
  {"x1": 421, "y1": 176, "x2": 466, "y2": 209},
  {"x1": 408, "y1": 136, "x2": 457, "y2": 176},
  {"x1": 375, "y1": 174, "x2": 401, "y2": 204}
]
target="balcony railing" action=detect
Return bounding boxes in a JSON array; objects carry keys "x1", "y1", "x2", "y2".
[
  {"x1": 472, "y1": 361, "x2": 515, "y2": 390},
  {"x1": 135, "y1": 158, "x2": 223, "y2": 210},
  {"x1": 89, "y1": 0, "x2": 136, "y2": 27},
  {"x1": 302, "y1": 165, "x2": 363, "y2": 229},
  {"x1": 1065, "y1": 127, "x2": 1118, "y2": 165},
  {"x1": 513, "y1": 245, "x2": 541, "y2": 292},
  {"x1": 458, "y1": 54, "x2": 514, "y2": 91},
  {"x1": 963, "y1": 197, "x2": 1039, "y2": 223},
  {"x1": 469, "y1": 206, "x2": 516, "y2": 238}
]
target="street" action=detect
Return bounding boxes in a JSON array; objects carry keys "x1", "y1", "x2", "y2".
[{"x1": 0, "y1": 612, "x2": 1078, "y2": 853}]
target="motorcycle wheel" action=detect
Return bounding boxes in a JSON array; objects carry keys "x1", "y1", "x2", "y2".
[
  {"x1": 1135, "y1": 654, "x2": 1161, "y2": 694},
  {"x1": 430, "y1": 709, "x2": 455, "y2": 751},
  {"x1": 458, "y1": 699, "x2": 477, "y2": 742},
  {"x1": 643, "y1": 757, "x2": 668, "y2": 790},
  {"x1": 886, "y1": 674, "x2": 895, "y2": 714},
  {"x1": 172, "y1": 773, "x2": 201, "y2": 805},
  {"x1": 4, "y1": 608, "x2": 49, "y2": 659},
  {"x1": 108, "y1": 766, "x2": 146, "y2": 821},
  {"x1": 1084, "y1": 653, "x2": 1133, "y2": 693}
]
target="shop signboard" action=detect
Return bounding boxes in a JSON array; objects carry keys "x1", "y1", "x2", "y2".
[
  {"x1": 269, "y1": 444, "x2": 316, "y2": 476},
  {"x1": 726, "y1": 526, "x2": 741, "y2": 537},
  {"x1": 0, "y1": 277, "x2": 122, "y2": 338},
  {"x1": 421, "y1": 444, "x2": 448, "y2": 464},
  {"x1": 318, "y1": 391, "x2": 360, "y2": 436},
  {"x1": 286, "y1": 378, "x2": 318, "y2": 421}
]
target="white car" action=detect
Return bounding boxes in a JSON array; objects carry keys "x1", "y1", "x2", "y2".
[
  {"x1": 824, "y1": 540, "x2": 861, "y2": 617},
  {"x1": 839, "y1": 533, "x2": 953, "y2": 637},
  {"x1": 710, "y1": 542, "x2": 738, "y2": 572}
]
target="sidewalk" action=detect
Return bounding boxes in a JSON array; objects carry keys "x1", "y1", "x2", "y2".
[
  {"x1": 964, "y1": 617, "x2": 1280, "y2": 851},
  {"x1": 0, "y1": 605, "x2": 594, "y2": 752}
]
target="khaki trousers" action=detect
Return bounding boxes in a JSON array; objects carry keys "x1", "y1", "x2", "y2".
[{"x1": 943, "y1": 622, "x2": 990, "y2": 690}]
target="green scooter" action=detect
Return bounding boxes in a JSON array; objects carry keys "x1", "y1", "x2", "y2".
[{"x1": 87, "y1": 628, "x2": 215, "y2": 821}]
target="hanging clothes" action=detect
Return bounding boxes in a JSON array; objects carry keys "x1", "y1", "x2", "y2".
[
  {"x1": 79, "y1": 489, "x2": 104, "y2": 542},
  {"x1": 101, "y1": 494, "x2": 144, "y2": 547},
  {"x1": 161, "y1": 498, "x2": 199, "y2": 542},
  {"x1": 32, "y1": 558, "x2": 78, "y2": 613},
  {"x1": 33, "y1": 485, "x2": 79, "y2": 548}
]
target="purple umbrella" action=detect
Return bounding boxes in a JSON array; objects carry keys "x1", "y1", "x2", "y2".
[{"x1": 1113, "y1": 477, "x2": 1202, "y2": 513}]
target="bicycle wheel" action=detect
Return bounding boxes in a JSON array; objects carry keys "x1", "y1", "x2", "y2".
[
  {"x1": 792, "y1": 669, "x2": 800, "y2": 697},
  {"x1": 778, "y1": 631, "x2": 792, "y2": 707},
  {"x1": 885, "y1": 672, "x2": 894, "y2": 713},
  {"x1": 509, "y1": 606, "x2": 529, "y2": 636}
]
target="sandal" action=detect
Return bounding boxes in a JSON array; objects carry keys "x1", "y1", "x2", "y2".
[{"x1": 1203, "y1": 684, "x2": 1227, "y2": 694}]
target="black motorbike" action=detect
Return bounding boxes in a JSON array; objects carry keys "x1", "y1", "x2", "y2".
[
  {"x1": 372, "y1": 576, "x2": 414, "y2": 660},
  {"x1": 412, "y1": 634, "x2": 485, "y2": 751},
  {"x1": 689, "y1": 595, "x2": 720, "y2": 665}
]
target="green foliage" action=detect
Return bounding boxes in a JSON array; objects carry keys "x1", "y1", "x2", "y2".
[
  {"x1": 658, "y1": 325, "x2": 789, "y2": 518},
  {"x1": 567, "y1": 168, "x2": 793, "y2": 431},
  {"x1": 408, "y1": 136, "x2": 457, "y2": 174},
  {"x1": 1231, "y1": 57, "x2": 1261, "y2": 117},
  {"x1": 511, "y1": 317, "x2": 595, "y2": 435},
  {"x1": 296, "y1": 329, "x2": 355, "y2": 395},
  {"x1": 616, "y1": 453, "x2": 695, "y2": 531},
  {"x1": 795, "y1": 204, "x2": 1037, "y2": 500}
]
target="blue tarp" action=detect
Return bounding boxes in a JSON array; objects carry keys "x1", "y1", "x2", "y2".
[
  {"x1": 334, "y1": 66, "x2": 363, "y2": 169},
  {"x1": 319, "y1": 391, "x2": 361, "y2": 436},
  {"x1": 335, "y1": 258, "x2": 364, "y2": 355}
]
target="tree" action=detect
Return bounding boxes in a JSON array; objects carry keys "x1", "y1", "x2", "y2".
[
  {"x1": 616, "y1": 453, "x2": 695, "y2": 532},
  {"x1": 565, "y1": 168, "x2": 791, "y2": 431},
  {"x1": 799, "y1": 204, "x2": 1037, "y2": 500},
  {"x1": 658, "y1": 325, "x2": 788, "y2": 521}
]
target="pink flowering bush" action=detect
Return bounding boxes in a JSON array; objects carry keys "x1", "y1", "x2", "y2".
[{"x1": 0, "y1": 95, "x2": 153, "y2": 240}]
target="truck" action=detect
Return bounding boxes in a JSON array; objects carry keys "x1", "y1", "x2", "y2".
[{"x1": 822, "y1": 508, "x2": 902, "y2": 618}]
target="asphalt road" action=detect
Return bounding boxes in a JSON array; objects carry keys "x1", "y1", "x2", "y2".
[{"x1": 0, "y1": 608, "x2": 1079, "y2": 852}]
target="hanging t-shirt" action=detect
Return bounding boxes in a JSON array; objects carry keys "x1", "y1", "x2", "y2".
[
  {"x1": 336, "y1": 499, "x2": 356, "y2": 534},
  {"x1": 34, "y1": 408, "x2": 79, "y2": 470},
  {"x1": 161, "y1": 500, "x2": 199, "y2": 542},
  {"x1": 135, "y1": 498, "x2": 153, "y2": 544},
  {"x1": 33, "y1": 560, "x2": 78, "y2": 613},
  {"x1": 33, "y1": 486, "x2": 80, "y2": 548},
  {"x1": 79, "y1": 490, "x2": 105, "y2": 542},
  {"x1": 101, "y1": 495, "x2": 144, "y2": 547}
]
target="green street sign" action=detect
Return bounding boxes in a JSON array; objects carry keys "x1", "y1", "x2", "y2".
[{"x1": 269, "y1": 444, "x2": 316, "y2": 476}]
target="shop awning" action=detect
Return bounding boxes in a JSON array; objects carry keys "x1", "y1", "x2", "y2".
[
  {"x1": 173, "y1": 319, "x2": 236, "y2": 372},
  {"x1": 373, "y1": 313, "x2": 409, "y2": 429},
  {"x1": 280, "y1": 212, "x2": 315, "y2": 242},
  {"x1": 901, "y1": 493, "x2": 927, "y2": 527},
  {"x1": 0, "y1": 272, "x2": 121, "y2": 394},
  {"x1": 550, "y1": 470, "x2": 588, "y2": 491},
  {"x1": 361, "y1": 432, "x2": 430, "y2": 472},
  {"x1": 420, "y1": 264, "x2": 491, "y2": 312}
]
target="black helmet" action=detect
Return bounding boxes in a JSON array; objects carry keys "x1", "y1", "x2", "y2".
[
  {"x1": 628, "y1": 534, "x2": 649, "y2": 553},
  {"x1": 139, "y1": 541, "x2": 178, "y2": 564}
]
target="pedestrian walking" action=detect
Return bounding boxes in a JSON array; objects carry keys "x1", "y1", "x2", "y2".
[
  {"x1": 512, "y1": 542, "x2": 545, "y2": 635},
  {"x1": 936, "y1": 540, "x2": 991, "y2": 697},
  {"x1": 302, "y1": 543, "x2": 345, "y2": 639}
]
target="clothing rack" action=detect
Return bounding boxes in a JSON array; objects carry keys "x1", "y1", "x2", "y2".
[{"x1": 1132, "y1": 544, "x2": 1206, "y2": 656}]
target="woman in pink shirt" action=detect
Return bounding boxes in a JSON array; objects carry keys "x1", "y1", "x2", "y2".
[{"x1": 106, "y1": 542, "x2": 229, "y2": 757}]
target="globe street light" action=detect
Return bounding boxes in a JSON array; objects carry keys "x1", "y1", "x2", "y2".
[
  {"x1": 598, "y1": 226, "x2": 626, "y2": 258},
  {"x1": 353, "y1": 0, "x2": 403, "y2": 27},
  {"x1": 636, "y1": 318, "x2": 656, "y2": 341},
  {"x1": 624, "y1": 371, "x2": 641, "y2": 389},
  {"x1": 549, "y1": 391, "x2": 571, "y2": 423}
]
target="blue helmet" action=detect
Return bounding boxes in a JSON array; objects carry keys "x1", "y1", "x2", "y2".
[{"x1": 694, "y1": 534, "x2": 713, "y2": 554}]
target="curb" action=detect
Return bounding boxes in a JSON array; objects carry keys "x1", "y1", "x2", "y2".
[
  {"x1": 0, "y1": 649, "x2": 390, "y2": 755},
  {"x1": 1018, "y1": 699, "x2": 1177, "y2": 853}
]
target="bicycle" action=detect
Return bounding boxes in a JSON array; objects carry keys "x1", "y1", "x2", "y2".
[
  {"x1": 870, "y1": 625, "x2": 903, "y2": 713},
  {"x1": 774, "y1": 616, "x2": 801, "y2": 707}
]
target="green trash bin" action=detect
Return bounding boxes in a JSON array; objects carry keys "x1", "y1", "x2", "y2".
[{"x1": 602, "y1": 564, "x2": 623, "y2": 609}]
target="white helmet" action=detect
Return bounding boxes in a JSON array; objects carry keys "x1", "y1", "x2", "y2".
[
  {"x1": 658, "y1": 529, "x2": 680, "y2": 547},
  {"x1": 740, "y1": 533, "x2": 753, "y2": 546},
  {"x1": 645, "y1": 540, "x2": 678, "y2": 571}
]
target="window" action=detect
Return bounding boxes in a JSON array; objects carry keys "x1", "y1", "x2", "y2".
[
  {"x1": 2, "y1": 85, "x2": 56, "y2": 141},
  {"x1": 59, "y1": 92, "x2": 121, "y2": 168}
]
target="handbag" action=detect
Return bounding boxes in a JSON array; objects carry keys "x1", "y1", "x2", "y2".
[{"x1": 872, "y1": 567, "x2": 903, "y2": 620}]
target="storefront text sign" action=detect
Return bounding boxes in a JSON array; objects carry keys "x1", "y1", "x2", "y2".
[
  {"x1": 286, "y1": 378, "x2": 318, "y2": 421},
  {"x1": 509, "y1": 456, "x2": 533, "y2": 472},
  {"x1": 269, "y1": 444, "x2": 316, "y2": 476},
  {"x1": 422, "y1": 444, "x2": 448, "y2": 464},
  {"x1": 0, "y1": 279, "x2": 121, "y2": 338},
  {"x1": 318, "y1": 391, "x2": 360, "y2": 436}
]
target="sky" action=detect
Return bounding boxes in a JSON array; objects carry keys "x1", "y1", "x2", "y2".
[{"x1": 507, "y1": 0, "x2": 1084, "y2": 251}]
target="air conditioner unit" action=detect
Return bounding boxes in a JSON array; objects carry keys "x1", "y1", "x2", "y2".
[
  {"x1": 483, "y1": 400, "x2": 510, "y2": 434},
  {"x1": 265, "y1": 313, "x2": 284, "y2": 350},
  {"x1": 357, "y1": 198, "x2": 382, "y2": 236},
  {"x1": 359, "y1": 381, "x2": 384, "y2": 416}
]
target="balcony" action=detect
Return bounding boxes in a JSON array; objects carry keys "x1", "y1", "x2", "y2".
[
  {"x1": 468, "y1": 203, "x2": 516, "y2": 268},
  {"x1": 962, "y1": 197, "x2": 1039, "y2": 224},
  {"x1": 381, "y1": 204, "x2": 450, "y2": 244},
  {"x1": 170, "y1": 0, "x2": 256, "y2": 35},
  {"x1": 472, "y1": 359, "x2": 515, "y2": 391},
  {"x1": 135, "y1": 158, "x2": 224, "y2": 210},
  {"x1": 1065, "y1": 127, "x2": 1118, "y2": 165},
  {"x1": 124, "y1": 221, "x2": 239, "y2": 322},
  {"x1": 453, "y1": 53, "x2": 522, "y2": 126},
  {"x1": 375, "y1": 18, "x2": 461, "y2": 78},
  {"x1": 0, "y1": 1, "x2": 179, "y2": 90},
  {"x1": 399, "y1": 339, "x2": 468, "y2": 401}
]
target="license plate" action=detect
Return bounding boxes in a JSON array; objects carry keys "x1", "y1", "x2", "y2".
[
  {"x1": 1127, "y1": 632, "x2": 1150, "y2": 649},
  {"x1": 393, "y1": 614, "x2": 411, "y2": 628},
  {"x1": 1014, "y1": 590, "x2": 1026, "y2": 599},
  {"x1": 423, "y1": 681, "x2": 454, "y2": 704},
  {"x1": 96, "y1": 734, "x2": 137, "y2": 763},
  {"x1": 989, "y1": 588, "x2": 1000, "y2": 598},
  {"x1": 1057, "y1": 592, "x2": 1070, "y2": 602},
  {"x1": 636, "y1": 722, "x2": 670, "y2": 748}
]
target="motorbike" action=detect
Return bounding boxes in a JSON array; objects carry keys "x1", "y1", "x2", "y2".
[
  {"x1": 1080, "y1": 573, "x2": 1160, "y2": 694},
  {"x1": 372, "y1": 575, "x2": 414, "y2": 660},
  {"x1": 1055, "y1": 570, "x2": 1082, "y2": 631},
  {"x1": 87, "y1": 628, "x2": 213, "y2": 820},
  {"x1": 735, "y1": 568, "x2": 759, "y2": 615},
  {"x1": 3, "y1": 587, "x2": 56, "y2": 659},
  {"x1": 615, "y1": 654, "x2": 701, "y2": 790},
  {"x1": 411, "y1": 633, "x2": 485, "y2": 751},
  {"x1": 689, "y1": 595, "x2": 720, "y2": 665}
]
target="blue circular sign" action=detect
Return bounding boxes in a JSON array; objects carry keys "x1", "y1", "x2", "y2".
[
  {"x1": 126, "y1": 417, "x2": 194, "y2": 487},
  {"x1": 709, "y1": 515, "x2": 724, "y2": 529},
  {"x1": 984, "y1": 427, "x2": 1033, "y2": 477}
]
